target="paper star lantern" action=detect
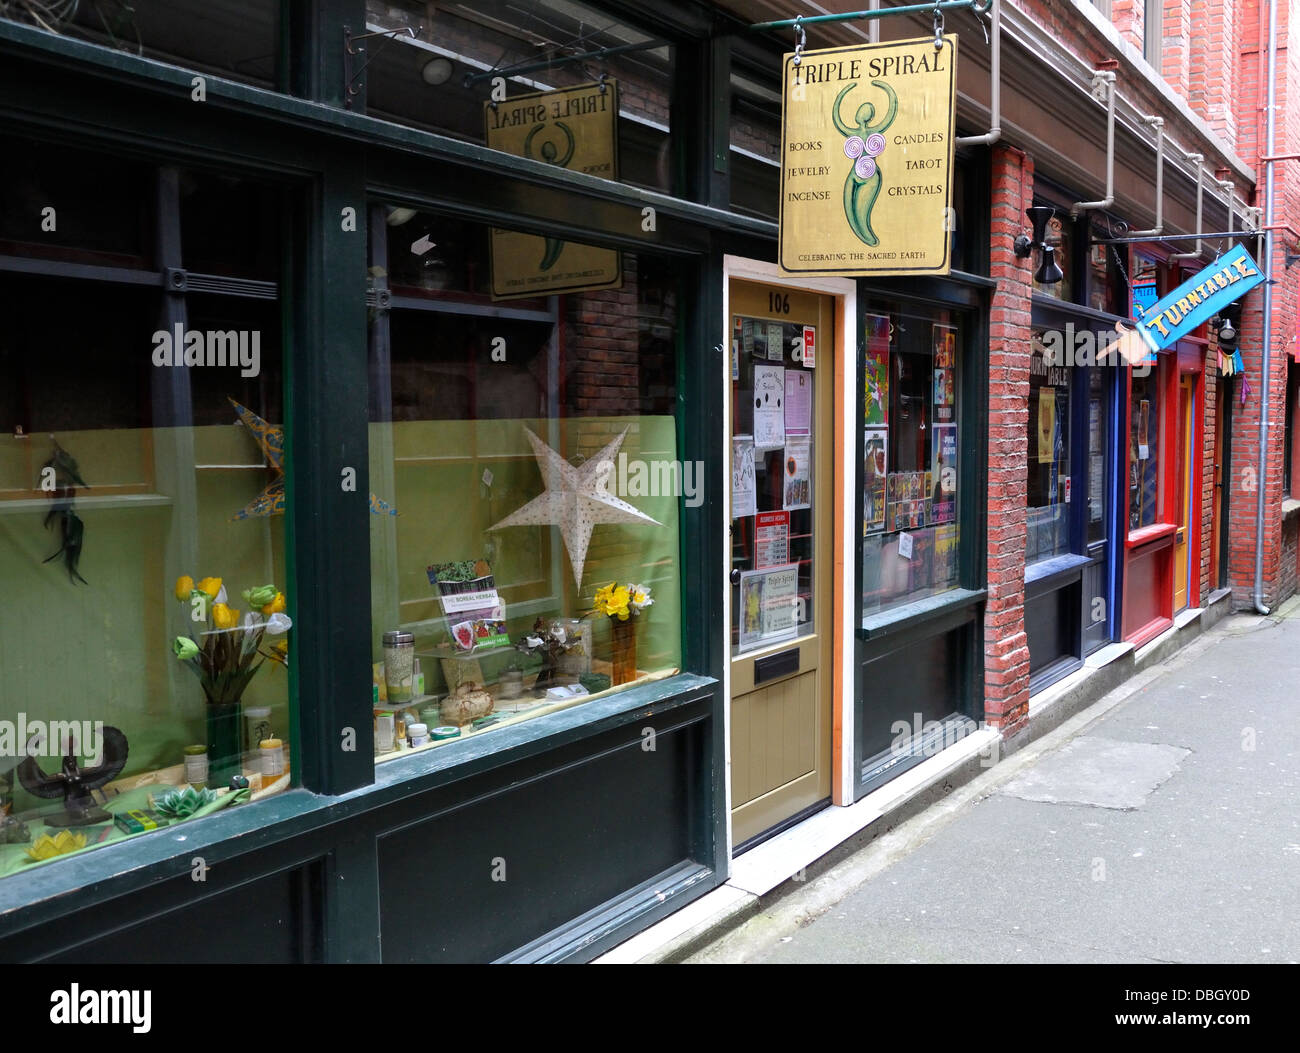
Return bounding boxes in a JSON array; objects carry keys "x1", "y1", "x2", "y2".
[
  {"x1": 489, "y1": 427, "x2": 659, "y2": 587},
  {"x1": 227, "y1": 398, "x2": 397, "y2": 520}
]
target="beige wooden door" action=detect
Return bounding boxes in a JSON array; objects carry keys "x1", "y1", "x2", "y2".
[{"x1": 728, "y1": 278, "x2": 835, "y2": 848}]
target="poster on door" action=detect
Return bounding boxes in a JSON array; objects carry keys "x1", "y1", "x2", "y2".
[
  {"x1": 738, "y1": 563, "x2": 800, "y2": 650},
  {"x1": 755, "y1": 510, "x2": 790, "y2": 568},
  {"x1": 754, "y1": 364, "x2": 786, "y2": 449},
  {"x1": 783, "y1": 437, "x2": 811, "y2": 510},
  {"x1": 784, "y1": 369, "x2": 812, "y2": 434},
  {"x1": 732, "y1": 434, "x2": 756, "y2": 519}
]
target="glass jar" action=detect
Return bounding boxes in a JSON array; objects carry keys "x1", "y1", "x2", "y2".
[{"x1": 382, "y1": 630, "x2": 415, "y2": 703}]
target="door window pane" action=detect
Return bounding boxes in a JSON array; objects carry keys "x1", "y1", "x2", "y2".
[
  {"x1": 1087, "y1": 369, "x2": 1108, "y2": 542},
  {"x1": 861, "y1": 304, "x2": 962, "y2": 617},
  {"x1": 730, "y1": 309, "x2": 816, "y2": 655}
]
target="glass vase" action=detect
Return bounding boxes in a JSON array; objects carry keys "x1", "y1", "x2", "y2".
[
  {"x1": 206, "y1": 701, "x2": 243, "y2": 788},
  {"x1": 610, "y1": 617, "x2": 637, "y2": 686}
]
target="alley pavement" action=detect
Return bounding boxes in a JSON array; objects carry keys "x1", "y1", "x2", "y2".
[{"x1": 691, "y1": 602, "x2": 1300, "y2": 964}]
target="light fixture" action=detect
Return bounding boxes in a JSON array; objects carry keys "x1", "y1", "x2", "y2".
[
  {"x1": 1015, "y1": 206, "x2": 1064, "y2": 285},
  {"x1": 1215, "y1": 301, "x2": 1242, "y2": 350},
  {"x1": 386, "y1": 207, "x2": 418, "y2": 227},
  {"x1": 421, "y1": 56, "x2": 454, "y2": 86}
]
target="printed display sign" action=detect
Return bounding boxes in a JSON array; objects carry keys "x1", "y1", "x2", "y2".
[
  {"x1": 755, "y1": 510, "x2": 790, "y2": 568},
  {"x1": 778, "y1": 37, "x2": 958, "y2": 277},
  {"x1": 486, "y1": 81, "x2": 622, "y2": 299},
  {"x1": 1133, "y1": 244, "x2": 1264, "y2": 351},
  {"x1": 739, "y1": 563, "x2": 800, "y2": 650}
]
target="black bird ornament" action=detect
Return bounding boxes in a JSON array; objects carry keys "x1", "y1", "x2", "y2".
[{"x1": 17, "y1": 726, "x2": 128, "y2": 827}]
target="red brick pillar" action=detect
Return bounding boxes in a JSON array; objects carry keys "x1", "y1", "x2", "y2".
[
  {"x1": 1110, "y1": 0, "x2": 1147, "y2": 54},
  {"x1": 984, "y1": 145, "x2": 1033, "y2": 732},
  {"x1": 1189, "y1": 0, "x2": 1238, "y2": 149},
  {"x1": 1163, "y1": 0, "x2": 1192, "y2": 98}
]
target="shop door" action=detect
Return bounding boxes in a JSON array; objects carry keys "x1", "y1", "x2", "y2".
[
  {"x1": 1173, "y1": 374, "x2": 1195, "y2": 611},
  {"x1": 1211, "y1": 377, "x2": 1229, "y2": 589},
  {"x1": 728, "y1": 278, "x2": 834, "y2": 849}
]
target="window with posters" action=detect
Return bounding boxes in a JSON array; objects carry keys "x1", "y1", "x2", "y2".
[
  {"x1": 860, "y1": 303, "x2": 963, "y2": 618},
  {"x1": 1026, "y1": 334, "x2": 1072, "y2": 563}
]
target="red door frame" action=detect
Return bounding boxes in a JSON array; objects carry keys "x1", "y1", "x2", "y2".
[{"x1": 1121, "y1": 251, "x2": 1181, "y2": 646}]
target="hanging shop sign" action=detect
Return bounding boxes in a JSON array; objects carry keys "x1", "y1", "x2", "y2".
[
  {"x1": 1134, "y1": 244, "x2": 1264, "y2": 351},
  {"x1": 778, "y1": 36, "x2": 957, "y2": 277},
  {"x1": 485, "y1": 80, "x2": 622, "y2": 300}
]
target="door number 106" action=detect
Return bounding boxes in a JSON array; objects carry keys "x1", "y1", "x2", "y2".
[{"x1": 768, "y1": 291, "x2": 790, "y2": 314}]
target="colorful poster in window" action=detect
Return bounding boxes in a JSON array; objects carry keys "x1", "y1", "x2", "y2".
[
  {"x1": 742, "y1": 319, "x2": 755, "y2": 358},
  {"x1": 887, "y1": 470, "x2": 929, "y2": 530},
  {"x1": 783, "y1": 438, "x2": 811, "y2": 510},
  {"x1": 732, "y1": 434, "x2": 756, "y2": 519},
  {"x1": 738, "y1": 563, "x2": 800, "y2": 650},
  {"x1": 1037, "y1": 385, "x2": 1057, "y2": 464},
  {"x1": 785, "y1": 369, "x2": 813, "y2": 434},
  {"x1": 863, "y1": 313, "x2": 890, "y2": 427},
  {"x1": 932, "y1": 323, "x2": 956, "y2": 422},
  {"x1": 864, "y1": 427, "x2": 888, "y2": 533},
  {"x1": 753, "y1": 364, "x2": 786, "y2": 449},
  {"x1": 932, "y1": 423, "x2": 957, "y2": 524},
  {"x1": 486, "y1": 81, "x2": 622, "y2": 300},
  {"x1": 933, "y1": 523, "x2": 959, "y2": 589},
  {"x1": 755, "y1": 510, "x2": 790, "y2": 569}
]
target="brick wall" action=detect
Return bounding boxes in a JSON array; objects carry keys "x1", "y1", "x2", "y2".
[
  {"x1": 1189, "y1": 0, "x2": 1239, "y2": 148},
  {"x1": 1111, "y1": 0, "x2": 1146, "y2": 52},
  {"x1": 984, "y1": 145, "x2": 1034, "y2": 731}
]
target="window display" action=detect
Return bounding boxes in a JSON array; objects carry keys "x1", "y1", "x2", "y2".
[
  {"x1": 1129, "y1": 371, "x2": 1163, "y2": 529},
  {"x1": 367, "y1": 209, "x2": 682, "y2": 758},
  {"x1": 1027, "y1": 335, "x2": 1071, "y2": 563},
  {"x1": 0, "y1": 148, "x2": 293, "y2": 879},
  {"x1": 861, "y1": 305, "x2": 963, "y2": 617}
]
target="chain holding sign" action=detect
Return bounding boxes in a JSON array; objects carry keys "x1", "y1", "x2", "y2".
[{"x1": 779, "y1": 35, "x2": 958, "y2": 277}]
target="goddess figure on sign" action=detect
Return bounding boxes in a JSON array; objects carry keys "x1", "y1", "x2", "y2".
[{"x1": 833, "y1": 80, "x2": 899, "y2": 248}]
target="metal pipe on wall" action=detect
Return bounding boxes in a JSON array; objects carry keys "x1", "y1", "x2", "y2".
[
  {"x1": 955, "y1": 0, "x2": 1000, "y2": 147},
  {"x1": 1125, "y1": 115, "x2": 1165, "y2": 237},
  {"x1": 1253, "y1": 0, "x2": 1278, "y2": 615},
  {"x1": 1169, "y1": 151, "x2": 1204, "y2": 261},
  {"x1": 1070, "y1": 71, "x2": 1116, "y2": 215}
]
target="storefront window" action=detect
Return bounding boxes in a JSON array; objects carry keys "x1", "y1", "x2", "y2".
[
  {"x1": 0, "y1": 148, "x2": 292, "y2": 880},
  {"x1": 861, "y1": 304, "x2": 962, "y2": 616},
  {"x1": 367, "y1": 208, "x2": 682, "y2": 757},
  {"x1": 363, "y1": 0, "x2": 675, "y2": 193},
  {"x1": 1129, "y1": 371, "x2": 1163, "y2": 529},
  {"x1": 1027, "y1": 336, "x2": 1071, "y2": 563}
]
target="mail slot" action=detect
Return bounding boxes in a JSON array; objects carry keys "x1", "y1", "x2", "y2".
[{"x1": 754, "y1": 647, "x2": 800, "y2": 684}]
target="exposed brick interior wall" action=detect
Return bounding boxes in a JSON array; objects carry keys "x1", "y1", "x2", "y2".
[{"x1": 984, "y1": 145, "x2": 1034, "y2": 730}]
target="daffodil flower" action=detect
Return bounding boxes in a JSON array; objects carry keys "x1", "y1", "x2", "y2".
[
  {"x1": 211, "y1": 603, "x2": 240, "y2": 630},
  {"x1": 196, "y1": 577, "x2": 223, "y2": 600},
  {"x1": 261, "y1": 592, "x2": 286, "y2": 616},
  {"x1": 175, "y1": 575, "x2": 194, "y2": 602}
]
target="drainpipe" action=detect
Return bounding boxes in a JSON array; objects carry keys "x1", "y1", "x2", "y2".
[
  {"x1": 955, "y1": 0, "x2": 1001, "y2": 147},
  {"x1": 1254, "y1": 0, "x2": 1278, "y2": 615},
  {"x1": 1071, "y1": 71, "x2": 1116, "y2": 216},
  {"x1": 1126, "y1": 116, "x2": 1165, "y2": 237},
  {"x1": 1169, "y1": 152, "x2": 1203, "y2": 261}
]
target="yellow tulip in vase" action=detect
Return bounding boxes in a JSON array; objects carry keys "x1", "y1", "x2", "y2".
[
  {"x1": 591, "y1": 583, "x2": 652, "y2": 687},
  {"x1": 171, "y1": 577, "x2": 291, "y2": 786}
]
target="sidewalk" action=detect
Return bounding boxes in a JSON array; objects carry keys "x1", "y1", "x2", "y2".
[{"x1": 688, "y1": 600, "x2": 1300, "y2": 964}]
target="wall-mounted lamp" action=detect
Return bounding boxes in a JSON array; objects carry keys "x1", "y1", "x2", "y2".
[
  {"x1": 1013, "y1": 206, "x2": 1064, "y2": 284},
  {"x1": 1214, "y1": 301, "x2": 1242, "y2": 351},
  {"x1": 421, "y1": 56, "x2": 454, "y2": 85}
]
